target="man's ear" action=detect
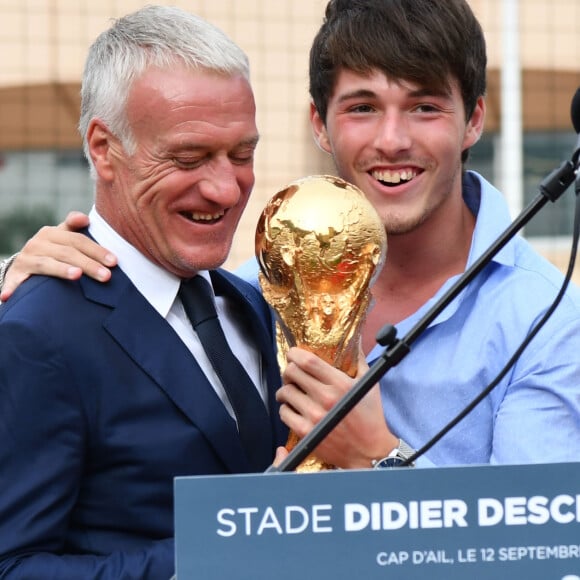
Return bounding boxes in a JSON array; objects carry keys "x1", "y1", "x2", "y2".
[
  {"x1": 463, "y1": 96, "x2": 486, "y2": 150},
  {"x1": 86, "y1": 119, "x2": 119, "y2": 182},
  {"x1": 310, "y1": 102, "x2": 332, "y2": 154}
]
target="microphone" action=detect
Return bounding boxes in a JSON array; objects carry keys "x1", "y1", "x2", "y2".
[
  {"x1": 571, "y1": 87, "x2": 580, "y2": 164},
  {"x1": 571, "y1": 88, "x2": 580, "y2": 133}
]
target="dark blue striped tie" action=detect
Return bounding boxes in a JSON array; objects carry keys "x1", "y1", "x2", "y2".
[{"x1": 179, "y1": 276, "x2": 273, "y2": 471}]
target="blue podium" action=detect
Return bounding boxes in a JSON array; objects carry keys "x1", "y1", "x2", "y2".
[{"x1": 175, "y1": 462, "x2": 580, "y2": 579}]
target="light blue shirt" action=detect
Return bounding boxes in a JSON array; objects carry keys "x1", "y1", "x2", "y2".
[{"x1": 236, "y1": 171, "x2": 580, "y2": 467}]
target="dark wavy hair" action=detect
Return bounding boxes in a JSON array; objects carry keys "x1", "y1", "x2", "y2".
[{"x1": 310, "y1": 0, "x2": 487, "y2": 137}]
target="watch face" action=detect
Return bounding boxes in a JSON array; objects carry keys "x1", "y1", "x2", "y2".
[{"x1": 376, "y1": 457, "x2": 406, "y2": 468}]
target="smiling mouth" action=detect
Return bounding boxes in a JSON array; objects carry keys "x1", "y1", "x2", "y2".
[
  {"x1": 371, "y1": 168, "x2": 419, "y2": 187},
  {"x1": 181, "y1": 210, "x2": 225, "y2": 224}
]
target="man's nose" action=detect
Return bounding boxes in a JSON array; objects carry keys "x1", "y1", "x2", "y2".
[
  {"x1": 373, "y1": 112, "x2": 412, "y2": 154},
  {"x1": 197, "y1": 159, "x2": 242, "y2": 206}
]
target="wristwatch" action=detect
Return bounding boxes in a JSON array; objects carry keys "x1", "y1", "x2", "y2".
[
  {"x1": 371, "y1": 438, "x2": 416, "y2": 468},
  {"x1": 0, "y1": 252, "x2": 19, "y2": 294}
]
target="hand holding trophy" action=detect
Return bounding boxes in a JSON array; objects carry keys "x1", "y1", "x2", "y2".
[{"x1": 255, "y1": 175, "x2": 386, "y2": 472}]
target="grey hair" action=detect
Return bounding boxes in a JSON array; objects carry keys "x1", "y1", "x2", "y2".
[{"x1": 79, "y1": 5, "x2": 250, "y2": 176}]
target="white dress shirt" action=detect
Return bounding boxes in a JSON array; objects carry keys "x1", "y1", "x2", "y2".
[{"x1": 88, "y1": 207, "x2": 268, "y2": 421}]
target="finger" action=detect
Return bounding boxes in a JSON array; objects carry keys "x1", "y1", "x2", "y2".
[
  {"x1": 1, "y1": 254, "x2": 80, "y2": 301},
  {"x1": 21, "y1": 228, "x2": 117, "y2": 281},
  {"x1": 24, "y1": 228, "x2": 116, "y2": 267},
  {"x1": 0, "y1": 271, "x2": 31, "y2": 302},
  {"x1": 1, "y1": 252, "x2": 83, "y2": 301},
  {"x1": 278, "y1": 402, "x2": 315, "y2": 439},
  {"x1": 276, "y1": 381, "x2": 310, "y2": 413},
  {"x1": 277, "y1": 380, "x2": 330, "y2": 438},
  {"x1": 26, "y1": 249, "x2": 113, "y2": 283},
  {"x1": 2, "y1": 231, "x2": 116, "y2": 300},
  {"x1": 283, "y1": 349, "x2": 354, "y2": 410},
  {"x1": 281, "y1": 361, "x2": 312, "y2": 393},
  {"x1": 61, "y1": 211, "x2": 91, "y2": 231},
  {"x1": 49, "y1": 237, "x2": 117, "y2": 273},
  {"x1": 272, "y1": 446, "x2": 289, "y2": 467},
  {"x1": 285, "y1": 347, "x2": 346, "y2": 385}
]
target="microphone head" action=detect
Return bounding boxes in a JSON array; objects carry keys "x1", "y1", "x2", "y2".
[{"x1": 571, "y1": 88, "x2": 580, "y2": 134}]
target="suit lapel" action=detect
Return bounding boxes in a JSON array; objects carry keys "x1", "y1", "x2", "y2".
[{"x1": 80, "y1": 270, "x2": 250, "y2": 474}]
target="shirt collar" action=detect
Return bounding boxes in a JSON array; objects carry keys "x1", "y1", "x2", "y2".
[
  {"x1": 88, "y1": 207, "x2": 210, "y2": 318},
  {"x1": 463, "y1": 170, "x2": 515, "y2": 269}
]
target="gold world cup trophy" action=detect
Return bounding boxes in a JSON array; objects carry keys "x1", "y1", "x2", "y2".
[{"x1": 255, "y1": 175, "x2": 387, "y2": 472}]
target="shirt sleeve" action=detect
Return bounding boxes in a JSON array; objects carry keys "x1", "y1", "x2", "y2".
[{"x1": 490, "y1": 312, "x2": 580, "y2": 464}]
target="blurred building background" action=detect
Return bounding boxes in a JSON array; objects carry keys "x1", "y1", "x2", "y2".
[{"x1": 0, "y1": 0, "x2": 579, "y2": 281}]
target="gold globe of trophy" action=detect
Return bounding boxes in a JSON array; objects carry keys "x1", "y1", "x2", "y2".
[{"x1": 255, "y1": 175, "x2": 387, "y2": 472}]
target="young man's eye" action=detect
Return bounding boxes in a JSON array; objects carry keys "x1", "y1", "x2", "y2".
[
  {"x1": 414, "y1": 103, "x2": 442, "y2": 114},
  {"x1": 349, "y1": 103, "x2": 375, "y2": 114}
]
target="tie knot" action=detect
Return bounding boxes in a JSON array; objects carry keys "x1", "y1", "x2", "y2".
[{"x1": 180, "y1": 276, "x2": 218, "y2": 328}]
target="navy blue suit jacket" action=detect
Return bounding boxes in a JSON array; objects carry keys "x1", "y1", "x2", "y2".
[{"x1": 0, "y1": 266, "x2": 287, "y2": 579}]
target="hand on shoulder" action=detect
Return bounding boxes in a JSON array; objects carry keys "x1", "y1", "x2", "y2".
[{"x1": 0, "y1": 211, "x2": 117, "y2": 301}]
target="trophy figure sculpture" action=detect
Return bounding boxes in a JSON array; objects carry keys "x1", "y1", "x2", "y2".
[{"x1": 255, "y1": 175, "x2": 387, "y2": 472}]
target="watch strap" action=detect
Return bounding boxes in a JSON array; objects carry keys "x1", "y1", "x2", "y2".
[
  {"x1": 371, "y1": 438, "x2": 416, "y2": 468},
  {"x1": 0, "y1": 252, "x2": 19, "y2": 298}
]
